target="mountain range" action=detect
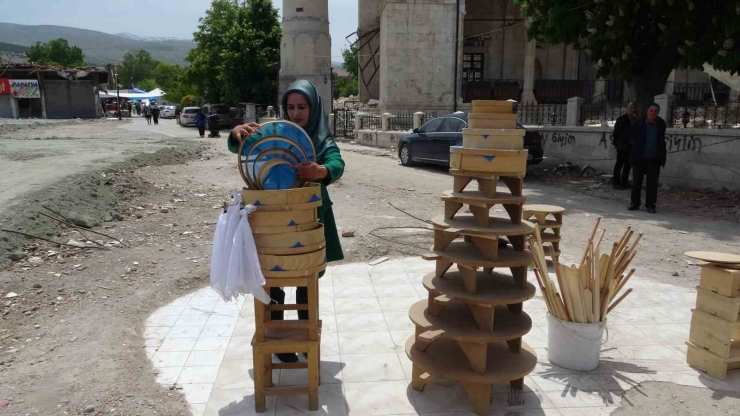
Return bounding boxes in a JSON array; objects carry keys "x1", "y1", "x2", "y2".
[{"x1": 0, "y1": 23, "x2": 194, "y2": 65}]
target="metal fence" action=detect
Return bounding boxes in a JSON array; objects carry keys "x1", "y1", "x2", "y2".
[
  {"x1": 672, "y1": 82, "x2": 732, "y2": 105},
  {"x1": 580, "y1": 103, "x2": 628, "y2": 125},
  {"x1": 360, "y1": 114, "x2": 382, "y2": 130},
  {"x1": 515, "y1": 102, "x2": 567, "y2": 126},
  {"x1": 462, "y1": 79, "x2": 625, "y2": 104},
  {"x1": 333, "y1": 108, "x2": 356, "y2": 139},
  {"x1": 388, "y1": 113, "x2": 414, "y2": 131},
  {"x1": 670, "y1": 101, "x2": 740, "y2": 128}
]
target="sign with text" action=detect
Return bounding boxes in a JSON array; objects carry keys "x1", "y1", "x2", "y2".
[
  {"x1": 0, "y1": 78, "x2": 9, "y2": 94},
  {"x1": 10, "y1": 79, "x2": 41, "y2": 98}
]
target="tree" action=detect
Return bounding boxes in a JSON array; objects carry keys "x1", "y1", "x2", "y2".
[
  {"x1": 118, "y1": 50, "x2": 159, "y2": 87},
  {"x1": 186, "y1": 0, "x2": 281, "y2": 105},
  {"x1": 341, "y1": 45, "x2": 359, "y2": 79},
  {"x1": 516, "y1": 0, "x2": 740, "y2": 115},
  {"x1": 153, "y1": 62, "x2": 182, "y2": 92},
  {"x1": 334, "y1": 75, "x2": 358, "y2": 98},
  {"x1": 181, "y1": 95, "x2": 197, "y2": 108},
  {"x1": 26, "y1": 38, "x2": 85, "y2": 67},
  {"x1": 138, "y1": 78, "x2": 159, "y2": 92}
]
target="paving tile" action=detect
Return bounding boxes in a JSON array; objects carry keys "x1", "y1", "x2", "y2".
[
  {"x1": 384, "y1": 311, "x2": 416, "y2": 330},
  {"x1": 397, "y1": 352, "x2": 413, "y2": 380},
  {"x1": 334, "y1": 297, "x2": 382, "y2": 314},
  {"x1": 278, "y1": 355, "x2": 343, "y2": 386},
  {"x1": 203, "y1": 388, "x2": 275, "y2": 416},
  {"x1": 152, "y1": 350, "x2": 191, "y2": 368},
  {"x1": 200, "y1": 324, "x2": 235, "y2": 338},
  {"x1": 154, "y1": 366, "x2": 182, "y2": 384},
  {"x1": 344, "y1": 380, "x2": 417, "y2": 416},
  {"x1": 151, "y1": 305, "x2": 187, "y2": 317},
  {"x1": 333, "y1": 283, "x2": 375, "y2": 299},
  {"x1": 146, "y1": 315, "x2": 179, "y2": 327},
  {"x1": 632, "y1": 323, "x2": 689, "y2": 345},
  {"x1": 523, "y1": 327, "x2": 548, "y2": 348},
  {"x1": 379, "y1": 297, "x2": 420, "y2": 312},
  {"x1": 341, "y1": 353, "x2": 406, "y2": 383},
  {"x1": 158, "y1": 337, "x2": 198, "y2": 352},
  {"x1": 232, "y1": 318, "x2": 256, "y2": 337},
  {"x1": 389, "y1": 330, "x2": 414, "y2": 353},
  {"x1": 651, "y1": 370, "x2": 732, "y2": 391},
  {"x1": 406, "y1": 272, "x2": 428, "y2": 284},
  {"x1": 322, "y1": 314, "x2": 339, "y2": 333},
  {"x1": 336, "y1": 313, "x2": 388, "y2": 332},
  {"x1": 275, "y1": 384, "x2": 347, "y2": 416},
  {"x1": 338, "y1": 331, "x2": 397, "y2": 354},
  {"x1": 558, "y1": 408, "x2": 613, "y2": 416},
  {"x1": 322, "y1": 332, "x2": 341, "y2": 355},
  {"x1": 213, "y1": 360, "x2": 255, "y2": 390},
  {"x1": 370, "y1": 272, "x2": 412, "y2": 286},
  {"x1": 373, "y1": 284, "x2": 420, "y2": 299},
  {"x1": 166, "y1": 325, "x2": 204, "y2": 339},
  {"x1": 189, "y1": 403, "x2": 206, "y2": 416},
  {"x1": 223, "y1": 336, "x2": 253, "y2": 361},
  {"x1": 145, "y1": 347, "x2": 158, "y2": 359},
  {"x1": 178, "y1": 365, "x2": 221, "y2": 384},
  {"x1": 651, "y1": 307, "x2": 692, "y2": 324},
  {"x1": 602, "y1": 325, "x2": 660, "y2": 347},
  {"x1": 490, "y1": 390, "x2": 555, "y2": 410},
  {"x1": 169, "y1": 294, "x2": 194, "y2": 306},
  {"x1": 615, "y1": 345, "x2": 685, "y2": 361},
  {"x1": 544, "y1": 389, "x2": 621, "y2": 408},
  {"x1": 332, "y1": 263, "x2": 370, "y2": 278},
  {"x1": 144, "y1": 326, "x2": 171, "y2": 339},
  {"x1": 409, "y1": 379, "x2": 473, "y2": 413},
  {"x1": 590, "y1": 372, "x2": 655, "y2": 391},
  {"x1": 212, "y1": 304, "x2": 240, "y2": 317},
  {"x1": 206, "y1": 314, "x2": 239, "y2": 326},
  {"x1": 194, "y1": 337, "x2": 231, "y2": 351},
  {"x1": 530, "y1": 375, "x2": 601, "y2": 392},
  {"x1": 180, "y1": 383, "x2": 214, "y2": 404},
  {"x1": 610, "y1": 307, "x2": 676, "y2": 324},
  {"x1": 175, "y1": 314, "x2": 210, "y2": 327},
  {"x1": 188, "y1": 297, "x2": 220, "y2": 307},
  {"x1": 186, "y1": 350, "x2": 227, "y2": 367}
]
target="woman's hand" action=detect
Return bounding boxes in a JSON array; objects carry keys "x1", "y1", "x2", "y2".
[
  {"x1": 293, "y1": 162, "x2": 328, "y2": 182},
  {"x1": 231, "y1": 122, "x2": 261, "y2": 143}
]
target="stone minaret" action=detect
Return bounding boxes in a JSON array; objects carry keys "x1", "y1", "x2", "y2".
[{"x1": 279, "y1": 0, "x2": 332, "y2": 117}]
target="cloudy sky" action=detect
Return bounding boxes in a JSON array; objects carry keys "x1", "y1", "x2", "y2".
[{"x1": 3, "y1": 0, "x2": 358, "y2": 61}]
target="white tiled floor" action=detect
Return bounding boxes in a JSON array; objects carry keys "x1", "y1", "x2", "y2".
[{"x1": 144, "y1": 257, "x2": 740, "y2": 416}]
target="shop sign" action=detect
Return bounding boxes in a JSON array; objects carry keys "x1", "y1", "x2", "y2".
[
  {"x1": 10, "y1": 79, "x2": 41, "y2": 98},
  {"x1": 0, "y1": 78, "x2": 9, "y2": 94}
]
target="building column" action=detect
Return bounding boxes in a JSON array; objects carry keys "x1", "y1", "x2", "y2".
[
  {"x1": 329, "y1": 113, "x2": 335, "y2": 135},
  {"x1": 521, "y1": 37, "x2": 537, "y2": 103},
  {"x1": 413, "y1": 112, "x2": 424, "y2": 130},
  {"x1": 566, "y1": 97, "x2": 584, "y2": 126},
  {"x1": 381, "y1": 112, "x2": 391, "y2": 131},
  {"x1": 664, "y1": 70, "x2": 676, "y2": 95},
  {"x1": 654, "y1": 93, "x2": 676, "y2": 125}
]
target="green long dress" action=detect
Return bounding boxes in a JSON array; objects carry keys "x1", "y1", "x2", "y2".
[{"x1": 227, "y1": 80, "x2": 345, "y2": 263}]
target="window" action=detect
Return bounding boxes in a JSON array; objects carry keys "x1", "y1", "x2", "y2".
[
  {"x1": 439, "y1": 118, "x2": 465, "y2": 132},
  {"x1": 419, "y1": 118, "x2": 444, "y2": 133},
  {"x1": 463, "y1": 53, "x2": 484, "y2": 81}
]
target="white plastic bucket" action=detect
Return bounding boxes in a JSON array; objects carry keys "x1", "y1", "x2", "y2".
[{"x1": 547, "y1": 313, "x2": 606, "y2": 371}]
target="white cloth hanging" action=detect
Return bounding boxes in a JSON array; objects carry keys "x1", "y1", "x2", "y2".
[{"x1": 210, "y1": 191, "x2": 242, "y2": 300}]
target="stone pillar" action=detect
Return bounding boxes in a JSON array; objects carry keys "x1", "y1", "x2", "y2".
[
  {"x1": 413, "y1": 112, "x2": 424, "y2": 130},
  {"x1": 354, "y1": 113, "x2": 362, "y2": 132},
  {"x1": 653, "y1": 93, "x2": 676, "y2": 125},
  {"x1": 730, "y1": 89, "x2": 739, "y2": 102},
  {"x1": 566, "y1": 97, "x2": 584, "y2": 126},
  {"x1": 664, "y1": 70, "x2": 676, "y2": 95},
  {"x1": 521, "y1": 37, "x2": 537, "y2": 103},
  {"x1": 381, "y1": 112, "x2": 391, "y2": 131},
  {"x1": 9, "y1": 96, "x2": 18, "y2": 119},
  {"x1": 328, "y1": 113, "x2": 335, "y2": 135}
]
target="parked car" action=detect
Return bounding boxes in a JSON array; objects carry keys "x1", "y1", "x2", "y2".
[
  {"x1": 179, "y1": 107, "x2": 201, "y2": 126},
  {"x1": 397, "y1": 112, "x2": 543, "y2": 167},
  {"x1": 161, "y1": 106, "x2": 178, "y2": 118},
  {"x1": 201, "y1": 103, "x2": 232, "y2": 129}
]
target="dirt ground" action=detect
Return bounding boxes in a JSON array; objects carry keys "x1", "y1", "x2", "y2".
[{"x1": 0, "y1": 118, "x2": 739, "y2": 415}]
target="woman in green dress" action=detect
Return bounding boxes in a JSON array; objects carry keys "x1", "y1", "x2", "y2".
[{"x1": 228, "y1": 80, "x2": 344, "y2": 363}]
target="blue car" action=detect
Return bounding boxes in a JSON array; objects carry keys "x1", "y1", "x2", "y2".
[{"x1": 397, "y1": 112, "x2": 544, "y2": 167}]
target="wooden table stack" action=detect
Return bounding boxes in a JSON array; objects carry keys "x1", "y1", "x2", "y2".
[
  {"x1": 685, "y1": 251, "x2": 740, "y2": 381},
  {"x1": 242, "y1": 184, "x2": 326, "y2": 412},
  {"x1": 522, "y1": 204, "x2": 565, "y2": 259},
  {"x1": 406, "y1": 100, "x2": 538, "y2": 415}
]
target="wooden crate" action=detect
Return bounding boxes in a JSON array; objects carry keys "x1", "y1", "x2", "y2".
[
  {"x1": 241, "y1": 183, "x2": 322, "y2": 206},
  {"x1": 471, "y1": 100, "x2": 513, "y2": 114},
  {"x1": 253, "y1": 224, "x2": 325, "y2": 249},
  {"x1": 449, "y1": 147, "x2": 528, "y2": 176},
  {"x1": 699, "y1": 265, "x2": 740, "y2": 297},
  {"x1": 258, "y1": 248, "x2": 326, "y2": 272},
  {"x1": 461, "y1": 128, "x2": 524, "y2": 150},
  {"x1": 689, "y1": 309, "x2": 740, "y2": 358},
  {"x1": 695, "y1": 286, "x2": 740, "y2": 323},
  {"x1": 686, "y1": 341, "x2": 740, "y2": 380},
  {"x1": 249, "y1": 209, "x2": 317, "y2": 227},
  {"x1": 467, "y1": 113, "x2": 518, "y2": 129}
]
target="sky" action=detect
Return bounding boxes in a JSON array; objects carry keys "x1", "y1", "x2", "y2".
[{"x1": 2, "y1": 0, "x2": 358, "y2": 62}]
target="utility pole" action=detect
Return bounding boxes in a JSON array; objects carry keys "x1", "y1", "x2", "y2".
[{"x1": 116, "y1": 70, "x2": 121, "y2": 121}]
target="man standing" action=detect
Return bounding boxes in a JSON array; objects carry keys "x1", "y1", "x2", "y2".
[
  {"x1": 612, "y1": 102, "x2": 636, "y2": 189},
  {"x1": 629, "y1": 103, "x2": 667, "y2": 214}
]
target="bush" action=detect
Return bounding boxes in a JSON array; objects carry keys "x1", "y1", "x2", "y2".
[{"x1": 181, "y1": 95, "x2": 197, "y2": 108}]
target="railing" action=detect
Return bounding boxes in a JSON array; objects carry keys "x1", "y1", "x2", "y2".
[
  {"x1": 462, "y1": 79, "x2": 625, "y2": 104},
  {"x1": 333, "y1": 108, "x2": 355, "y2": 139},
  {"x1": 580, "y1": 103, "x2": 629, "y2": 125},
  {"x1": 360, "y1": 114, "x2": 382, "y2": 130},
  {"x1": 515, "y1": 102, "x2": 567, "y2": 126},
  {"x1": 388, "y1": 113, "x2": 414, "y2": 131},
  {"x1": 462, "y1": 79, "x2": 522, "y2": 103},
  {"x1": 670, "y1": 101, "x2": 740, "y2": 128},
  {"x1": 672, "y1": 82, "x2": 732, "y2": 105},
  {"x1": 420, "y1": 112, "x2": 440, "y2": 128}
]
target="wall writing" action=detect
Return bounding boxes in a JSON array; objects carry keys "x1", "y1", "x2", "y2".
[
  {"x1": 550, "y1": 132, "x2": 576, "y2": 147},
  {"x1": 362, "y1": 133, "x2": 373, "y2": 142},
  {"x1": 389, "y1": 134, "x2": 401, "y2": 143},
  {"x1": 598, "y1": 132, "x2": 614, "y2": 149},
  {"x1": 665, "y1": 135, "x2": 702, "y2": 153}
]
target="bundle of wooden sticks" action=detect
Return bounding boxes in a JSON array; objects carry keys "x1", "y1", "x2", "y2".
[{"x1": 526, "y1": 218, "x2": 641, "y2": 323}]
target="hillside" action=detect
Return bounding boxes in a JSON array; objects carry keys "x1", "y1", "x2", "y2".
[{"x1": 0, "y1": 23, "x2": 194, "y2": 65}]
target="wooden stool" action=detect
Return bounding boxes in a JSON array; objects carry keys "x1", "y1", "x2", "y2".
[
  {"x1": 252, "y1": 327, "x2": 321, "y2": 412},
  {"x1": 254, "y1": 270, "x2": 322, "y2": 342},
  {"x1": 522, "y1": 204, "x2": 564, "y2": 258}
]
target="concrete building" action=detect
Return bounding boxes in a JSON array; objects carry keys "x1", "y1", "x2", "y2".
[
  {"x1": 0, "y1": 64, "x2": 110, "y2": 119},
  {"x1": 357, "y1": 0, "x2": 729, "y2": 113},
  {"x1": 279, "y1": 0, "x2": 333, "y2": 116}
]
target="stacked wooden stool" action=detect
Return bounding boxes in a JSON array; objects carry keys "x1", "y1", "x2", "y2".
[
  {"x1": 685, "y1": 252, "x2": 740, "y2": 380},
  {"x1": 243, "y1": 184, "x2": 326, "y2": 412},
  {"x1": 522, "y1": 204, "x2": 565, "y2": 259},
  {"x1": 406, "y1": 100, "x2": 538, "y2": 416}
]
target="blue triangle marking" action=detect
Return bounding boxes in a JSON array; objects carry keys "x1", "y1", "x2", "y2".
[
  {"x1": 253, "y1": 200, "x2": 263, "y2": 206},
  {"x1": 482, "y1": 155, "x2": 496, "y2": 162},
  {"x1": 292, "y1": 242, "x2": 305, "y2": 248},
  {"x1": 482, "y1": 135, "x2": 489, "y2": 139},
  {"x1": 309, "y1": 194, "x2": 321, "y2": 202},
  {"x1": 288, "y1": 220, "x2": 297, "y2": 226},
  {"x1": 270, "y1": 265, "x2": 285, "y2": 271}
]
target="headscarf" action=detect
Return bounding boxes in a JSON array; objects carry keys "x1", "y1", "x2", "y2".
[{"x1": 281, "y1": 80, "x2": 335, "y2": 160}]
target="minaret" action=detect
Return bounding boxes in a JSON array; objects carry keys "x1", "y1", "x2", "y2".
[{"x1": 279, "y1": 0, "x2": 332, "y2": 117}]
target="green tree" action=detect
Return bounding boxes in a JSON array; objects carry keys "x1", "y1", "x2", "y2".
[
  {"x1": 138, "y1": 78, "x2": 159, "y2": 92},
  {"x1": 26, "y1": 38, "x2": 85, "y2": 67},
  {"x1": 118, "y1": 50, "x2": 159, "y2": 87},
  {"x1": 341, "y1": 45, "x2": 359, "y2": 79},
  {"x1": 153, "y1": 62, "x2": 182, "y2": 92},
  {"x1": 334, "y1": 76, "x2": 358, "y2": 98},
  {"x1": 181, "y1": 95, "x2": 197, "y2": 108},
  {"x1": 516, "y1": 0, "x2": 740, "y2": 115},
  {"x1": 187, "y1": 0, "x2": 281, "y2": 105}
]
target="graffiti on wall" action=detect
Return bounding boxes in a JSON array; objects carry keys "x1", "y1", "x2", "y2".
[
  {"x1": 362, "y1": 133, "x2": 373, "y2": 142},
  {"x1": 550, "y1": 132, "x2": 576, "y2": 147},
  {"x1": 665, "y1": 135, "x2": 702, "y2": 153},
  {"x1": 389, "y1": 134, "x2": 401, "y2": 143},
  {"x1": 598, "y1": 132, "x2": 614, "y2": 149}
]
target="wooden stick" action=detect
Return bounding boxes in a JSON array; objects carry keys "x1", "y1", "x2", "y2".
[
  {"x1": 612, "y1": 268, "x2": 636, "y2": 302},
  {"x1": 579, "y1": 217, "x2": 601, "y2": 268},
  {"x1": 607, "y1": 288, "x2": 633, "y2": 313},
  {"x1": 0, "y1": 228, "x2": 106, "y2": 250},
  {"x1": 37, "y1": 212, "x2": 111, "y2": 251},
  {"x1": 42, "y1": 205, "x2": 129, "y2": 247},
  {"x1": 551, "y1": 250, "x2": 573, "y2": 321},
  {"x1": 594, "y1": 229, "x2": 606, "y2": 251}
]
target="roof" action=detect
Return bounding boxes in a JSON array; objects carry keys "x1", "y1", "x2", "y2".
[{"x1": 0, "y1": 62, "x2": 110, "y2": 83}]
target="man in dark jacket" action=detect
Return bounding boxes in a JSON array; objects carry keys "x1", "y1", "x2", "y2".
[
  {"x1": 629, "y1": 103, "x2": 667, "y2": 214},
  {"x1": 612, "y1": 102, "x2": 636, "y2": 189}
]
